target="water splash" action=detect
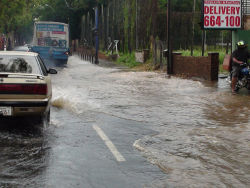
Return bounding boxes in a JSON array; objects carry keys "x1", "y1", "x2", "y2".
[{"x1": 50, "y1": 56, "x2": 250, "y2": 187}]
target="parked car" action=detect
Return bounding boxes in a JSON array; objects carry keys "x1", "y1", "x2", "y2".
[{"x1": 0, "y1": 51, "x2": 57, "y2": 124}]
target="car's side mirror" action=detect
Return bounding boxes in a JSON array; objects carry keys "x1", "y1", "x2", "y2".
[{"x1": 48, "y1": 68, "x2": 57, "y2": 74}]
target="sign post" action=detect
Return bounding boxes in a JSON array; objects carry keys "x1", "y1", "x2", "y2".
[{"x1": 202, "y1": 0, "x2": 242, "y2": 30}]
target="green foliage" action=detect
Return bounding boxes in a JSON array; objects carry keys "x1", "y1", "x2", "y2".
[
  {"x1": 32, "y1": 0, "x2": 91, "y2": 39},
  {"x1": 158, "y1": 0, "x2": 167, "y2": 9},
  {"x1": 0, "y1": 0, "x2": 97, "y2": 41},
  {"x1": 123, "y1": 2, "x2": 129, "y2": 52},
  {"x1": 116, "y1": 53, "x2": 140, "y2": 68},
  {"x1": 0, "y1": 0, "x2": 26, "y2": 33},
  {"x1": 159, "y1": 0, "x2": 201, "y2": 12},
  {"x1": 173, "y1": 0, "x2": 193, "y2": 12}
]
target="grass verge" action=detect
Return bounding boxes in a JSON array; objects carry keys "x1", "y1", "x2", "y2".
[
  {"x1": 116, "y1": 53, "x2": 141, "y2": 68},
  {"x1": 114, "y1": 49, "x2": 229, "y2": 73}
]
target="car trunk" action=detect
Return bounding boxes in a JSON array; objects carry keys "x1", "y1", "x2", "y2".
[{"x1": 0, "y1": 73, "x2": 47, "y2": 100}]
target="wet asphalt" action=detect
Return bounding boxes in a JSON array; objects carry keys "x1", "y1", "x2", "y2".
[
  {"x1": 1, "y1": 53, "x2": 250, "y2": 188},
  {"x1": 0, "y1": 56, "x2": 166, "y2": 188}
]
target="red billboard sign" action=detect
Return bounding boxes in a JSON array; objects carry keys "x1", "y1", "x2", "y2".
[{"x1": 203, "y1": 0, "x2": 242, "y2": 29}]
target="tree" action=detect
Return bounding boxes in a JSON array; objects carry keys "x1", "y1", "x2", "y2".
[
  {"x1": 0, "y1": 0, "x2": 26, "y2": 34},
  {"x1": 32, "y1": 0, "x2": 100, "y2": 39}
]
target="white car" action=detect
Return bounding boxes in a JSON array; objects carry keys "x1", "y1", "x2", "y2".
[{"x1": 0, "y1": 51, "x2": 57, "y2": 123}]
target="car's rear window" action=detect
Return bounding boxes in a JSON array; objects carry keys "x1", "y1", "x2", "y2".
[{"x1": 0, "y1": 55, "x2": 40, "y2": 74}]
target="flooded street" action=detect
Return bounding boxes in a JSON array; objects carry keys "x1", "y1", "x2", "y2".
[{"x1": 1, "y1": 55, "x2": 250, "y2": 187}]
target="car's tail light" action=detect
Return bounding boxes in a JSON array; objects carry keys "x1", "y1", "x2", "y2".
[{"x1": 0, "y1": 84, "x2": 47, "y2": 95}]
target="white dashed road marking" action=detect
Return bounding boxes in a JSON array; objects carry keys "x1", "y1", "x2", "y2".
[{"x1": 93, "y1": 125, "x2": 126, "y2": 162}]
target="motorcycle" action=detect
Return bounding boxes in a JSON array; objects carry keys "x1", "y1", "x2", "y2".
[{"x1": 228, "y1": 62, "x2": 250, "y2": 91}]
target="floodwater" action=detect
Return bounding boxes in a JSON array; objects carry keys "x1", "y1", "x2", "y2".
[{"x1": 0, "y1": 55, "x2": 250, "y2": 187}]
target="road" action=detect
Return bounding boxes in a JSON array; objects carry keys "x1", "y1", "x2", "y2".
[
  {"x1": 1, "y1": 55, "x2": 250, "y2": 188},
  {"x1": 0, "y1": 56, "x2": 165, "y2": 188}
]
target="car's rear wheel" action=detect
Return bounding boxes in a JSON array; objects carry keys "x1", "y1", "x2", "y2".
[
  {"x1": 36, "y1": 109, "x2": 50, "y2": 127},
  {"x1": 42, "y1": 109, "x2": 50, "y2": 127},
  {"x1": 247, "y1": 83, "x2": 250, "y2": 90}
]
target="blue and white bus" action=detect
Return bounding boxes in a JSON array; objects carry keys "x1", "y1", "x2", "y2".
[{"x1": 31, "y1": 21, "x2": 69, "y2": 64}]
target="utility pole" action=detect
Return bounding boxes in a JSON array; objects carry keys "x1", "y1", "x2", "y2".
[
  {"x1": 136, "y1": 0, "x2": 138, "y2": 50},
  {"x1": 167, "y1": 0, "x2": 172, "y2": 74},
  {"x1": 202, "y1": 30, "x2": 205, "y2": 56},
  {"x1": 191, "y1": 0, "x2": 196, "y2": 56},
  {"x1": 95, "y1": 5, "x2": 99, "y2": 64}
]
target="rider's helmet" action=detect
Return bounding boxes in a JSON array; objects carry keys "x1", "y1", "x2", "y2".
[{"x1": 237, "y1": 40, "x2": 247, "y2": 49}]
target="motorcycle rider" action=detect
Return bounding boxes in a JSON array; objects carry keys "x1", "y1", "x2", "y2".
[{"x1": 231, "y1": 40, "x2": 250, "y2": 93}]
